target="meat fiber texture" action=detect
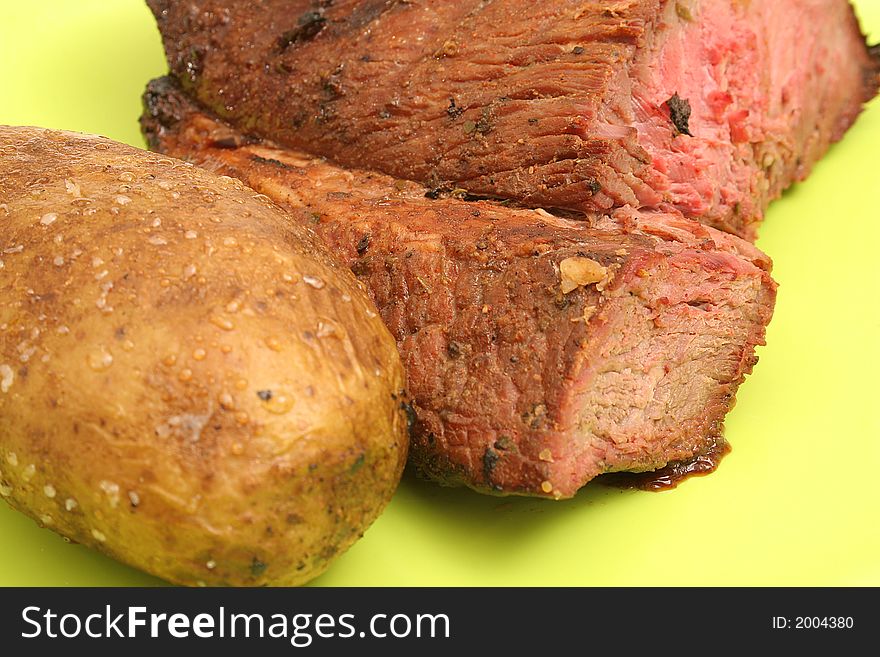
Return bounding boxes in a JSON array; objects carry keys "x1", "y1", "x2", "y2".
[
  {"x1": 141, "y1": 78, "x2": 776, "y2": 498},
  {"x1": 147, "y1": 0, "x2": 879, "y2": 241}
]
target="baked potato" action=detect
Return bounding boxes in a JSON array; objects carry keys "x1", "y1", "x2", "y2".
[{"x1": 0, "y1": 126, "x2": 409, "y2": 586}]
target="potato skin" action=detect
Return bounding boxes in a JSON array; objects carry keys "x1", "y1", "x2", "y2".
[{"x1": 0, "y1": 126, "x2": 408, "y2": 586}]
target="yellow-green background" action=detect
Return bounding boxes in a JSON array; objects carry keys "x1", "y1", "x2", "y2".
[{"x1": 1, "y1": 0, "x2": 878, "y2": 586}]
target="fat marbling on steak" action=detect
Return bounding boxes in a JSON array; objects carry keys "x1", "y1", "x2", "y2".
[
  {"x1": 142, "y1": 78, "x2": 776, "y2": 497},
  {"x1": 147, "y1": 0, "x2": 879, "y2": 240}
]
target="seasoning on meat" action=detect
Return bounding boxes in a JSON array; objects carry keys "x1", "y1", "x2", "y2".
[
  {"x1": 148, "y1": 0, "x2": 880, "y2": 240},
  {"x1": 142, "y1": 79, "x2": 778, "y2": 498}
]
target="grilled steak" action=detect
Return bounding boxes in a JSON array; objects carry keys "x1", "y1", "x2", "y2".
[
  {"x1": 147, "y1": 0, "x2": 879, "y2": 240},
  {"x1": 142, "y1": 78, "x2": 776, "y2": 497}
]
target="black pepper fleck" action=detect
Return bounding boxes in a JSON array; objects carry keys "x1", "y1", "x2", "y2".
[
  {"x1": 251, "y1": 155, "x2": 290, "y2": 169},
  {"x1": 666, "y1": 93, "x2": 693, "y2": 136},
  {"x1": 250, "y1": 557, "x2": 268, "y2": 577},
  {"x1": 356, "y1": 233, "x2": 370, "y2": 255},
  {"x1": 494, "y1": 436, "x2": 514, "y2": 451},
  {"x1": 425, "y1": 185, "x2": 452, "y2": 199},
  {"x1": 447, "y1": 97, "x2": 464, "y2": 118},
  {"x1": 483, "y1": 447, "x2": 500, "y2": 480}
]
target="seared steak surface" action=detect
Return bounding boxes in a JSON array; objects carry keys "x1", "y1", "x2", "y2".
[
  {"x1": 142, "y1": 79, "x2": 776, "y2": 497},
  {"x1": 148, "y1": 0, "x2": 879, "y2": 239}
]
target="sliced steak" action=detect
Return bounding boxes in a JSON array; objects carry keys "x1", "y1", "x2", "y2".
[
  {"x1": 147, "y1": 0, "x2": 879, "y2": 240},
  {"x1": 142, "y1": 78, "x2": 776, "y2": 497}
]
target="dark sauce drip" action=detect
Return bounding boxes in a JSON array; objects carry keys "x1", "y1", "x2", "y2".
[{"x1": 598, "y1": 439, "x2": 731, "y2": 492}]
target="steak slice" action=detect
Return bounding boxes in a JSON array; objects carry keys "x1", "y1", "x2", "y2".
[
  {"x1": 142, "y1": 78, "x2": 777, "y2": 498},
  {"x1": 147, "y1": 0, "x2": 879, "y2": 240}
]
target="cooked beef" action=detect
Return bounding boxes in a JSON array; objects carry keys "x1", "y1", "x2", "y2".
[
  {"x1": 141, "y1": 78, "x2": 776, "y2": 497},
  {"x1": 147, "y1": 0, "x2": 879, "y2": 240}
]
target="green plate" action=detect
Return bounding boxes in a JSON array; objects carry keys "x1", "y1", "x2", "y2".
[{"x1": 1, "y1": 0, "x2": 879, "y2": 587}]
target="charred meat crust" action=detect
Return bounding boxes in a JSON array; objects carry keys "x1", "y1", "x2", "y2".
[
  {"x1": 146, "y1": 0, "x2": 879, "y2": 241},
  {"x1": 141, "y1": 79, "x2": 776, "y2": 498}
]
